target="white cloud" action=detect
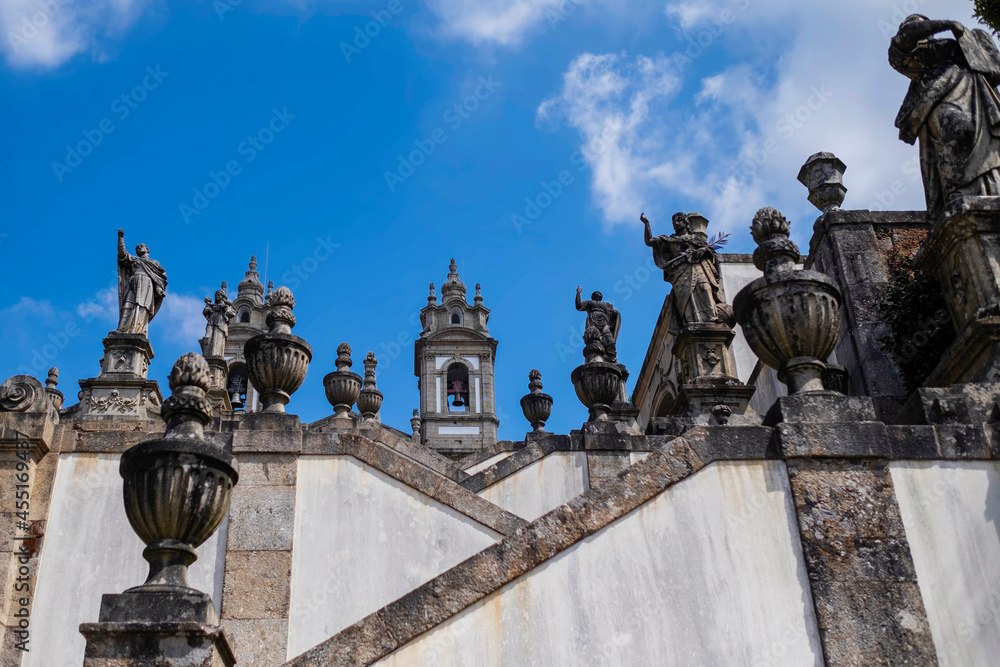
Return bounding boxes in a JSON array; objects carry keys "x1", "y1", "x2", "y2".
[
  {"x1": 665, "y1": 2, "x2": 715, "y2": 30},
  {"x1": 159, "y1": 293, "x2": 206, "y2": 345},
  {"x1": 0, "y1": 0, "x2": 150, "y2": 69},
  {"x1": 538, "y1": 52, "x2": 680, "y2": 223},
  {"x1": 540, "y1": 0, "x2": 965, "y2": 236},
  {"x1": 423, "y1": 0, "x2": 590, "y2": 45}
]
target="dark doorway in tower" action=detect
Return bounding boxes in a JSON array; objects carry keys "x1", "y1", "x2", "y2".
[{"x1": 447, "y1": 363, "x2": 469, "y2": 411}]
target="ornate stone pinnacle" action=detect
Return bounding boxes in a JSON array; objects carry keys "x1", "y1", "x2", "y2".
[
  {"x1": 449, "y1": 258, "x2": 457, "y2": 274},
  {"x1": 528, "y1": 369, "x2": 543, "y2": 394},
  {"x1": 162, "y1": 353, "x2": 214, "y2": 440},
  {"x1": 220, "y1": 281, "x2": 227, "y2": 293},
  {"x1": 336, "y1": 342, "x2": 353, "y2": 372},
  {"x1": 362, "y1": 352, "x2": 378, "y2": 388},
  {"x1": 428, "y1": 283, "x2": 437, "y2": 304},
  {"x1": 797, "y1": 152, "x2": 847, "y2": 212},
  {"x1": 474, "y1": 283, "x2": 483, "y2": 305},
  {"x1": 267, "y1": 281, "x2": 273, "y2": 295},
  {"x1": 46, "y1": 367, "x2": 59, "y2": 389},
  {"x1": 750, "y1": 207, "x2": 799, "y2": 276},
  {"x1": 265, "y1": 286, "x2": 296, "y2": 334},
  {"x1": 249, "y1": 255, "x2": 257, "y2": 270}
]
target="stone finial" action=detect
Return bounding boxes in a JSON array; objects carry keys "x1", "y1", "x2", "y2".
[
  {"x1": 410, "y1": 409, "x2": 421, "y2": 439},
  {"x1": 521, "y1": 369, "x2": 553, "y2": 432},
  {"x1": 428, "y1": 282, "x2": 437, "y2": 305},
  {"x1": 797, "y1": 152, "x2": 847, "y2": 212},
  {"x1": 46, "y1": 367, "x2": 59, "y2": 390},
  {"x1": 441, "y1": 258, "x2": 467, "y2": 300},
  {"x1": 474, "y1": 283, "x2": 483, "y2": 306},
  {"x1": 750, "y1": 207, "x2": 800, "y2": 276},
  {"x1": 357, "y1": 352, "x2": 383, "y2": 419},
  {"x1": 362, "y1": 352, "x2": 378, "y2": 387},
  {"x1": 238, "y1": 255, "x2": 265, "y2": 302},
  {"x1": 267, "y1": 281, "x2": 274, "y2": 295},
  {"x1": 324, "y1": 342, "x2": 362, "y2": 418},
  {"x1": 734, "y1": 207, "x2": 842, "y2": 394},
  {"x1": 265, "y1": 286, "x2": 296, "y2": 334},
  {"x1": 528, "y1": 368, "x2": 543, "y2": 393},
  {"x1": 336, "y1": 342, "x2": 353, "y2": 372},
  {"x1": 161, "y1": 353, "x2": 214, "y2": 440}
]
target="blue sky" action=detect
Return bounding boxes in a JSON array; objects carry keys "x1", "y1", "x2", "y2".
[{"x1": 0, "y1": 0, "x2": 970, "y2": 437}]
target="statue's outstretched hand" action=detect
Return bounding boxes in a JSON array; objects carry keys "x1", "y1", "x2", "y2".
[
  {"x1": 118, "y1": 228, "x2": 124, "y2": 237},
  {"x1": 576, "y1": 286, "x2": 583, "y2": 293},
  {"x1": 640, "y1": 213, "x2": 649, "y2": 225}
]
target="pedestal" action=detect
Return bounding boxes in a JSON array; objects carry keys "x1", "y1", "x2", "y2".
[
  {"x1": 76, "y1": 333, "x2": 163, "y2": 420},
  {"x1": 80, "y1": 590, "x2": 235, "y2": 666},
  {"x1": 668, "y1": 323, "x2": 758, "y2": 429},
  {"x1": 204, "y1": 356, "x2": 233, "y2": 412},
  {"x1": 915, "y1": 196, "x2": 1000, "y2": 385}
]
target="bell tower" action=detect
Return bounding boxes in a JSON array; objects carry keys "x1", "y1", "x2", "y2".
[{"x1": 414, "y1": 259, "x2": 499, "y2": 457}]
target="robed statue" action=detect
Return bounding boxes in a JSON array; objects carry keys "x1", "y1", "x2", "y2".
[
  {"x1": 576, "y1": 287, "x2": 620, "y2": 363},
  {"x1": 642, "y1": 212, "x2": 734, "y2": 333},
  {"x1": 889, "y1": 15, "x2": 1000, "y2": 213},
  {"x1": 116, "y1": 229, "x2": 167, "y2": 335},
  {"x1": 202, "y1": 282, "x2": 235, "y2": 357}
]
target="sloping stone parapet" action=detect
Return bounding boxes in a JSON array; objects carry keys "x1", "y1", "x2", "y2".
[{"x1": 282, "y1": 437, "x2": 703, "y2": 667}]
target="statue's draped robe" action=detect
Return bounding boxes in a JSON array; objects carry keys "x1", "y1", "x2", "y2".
[
  {"x1": 650, "y1": 235, "x2": 724, "y2": 335},
  {"x1": 117, "y1": 253, "x2": 167, "y2": 335},
  {"x1": 891, "y1": 28, "x2": 1000, "y2": 213},
  {"x1": 203, "y1": 301, "x2": 234, "y2": 357}
]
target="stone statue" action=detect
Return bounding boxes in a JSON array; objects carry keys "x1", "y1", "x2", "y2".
[
  {"x1": 202, "y1": 282, "x2": 235, "y2": 357},
  {"x1": 116, "y1": 229, "x2": 167, "y2": 336},
  {"x1": 575, "y1": 287, "x2": 620, "y2": 363},
  {"x1": 642, "y1": 212, "x2": 733, "y2": 332},
  {"x1": 889, "y1": 15, "x2": 1000, "y2": 213}
]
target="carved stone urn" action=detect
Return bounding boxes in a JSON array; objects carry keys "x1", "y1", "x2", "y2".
[
  {"x1": 797, "y1": 152, "x2": 847, "y2": 212},
  {"x1": 571, "y1": 362, "x2": 623, "y2": 422},
  {"x1": 119, "y1": 353, "x2": 239, "y2": 594},
  {"x1": 244, "y1": 286, "x2": 312, "y2": 412},
  {"x1": 520, "y1": 369, "x2": 553, "y2": 432},
  {"x1": 323, "y1": 342, "x2": 362, "y2": 418},
  {"x1": 357, "y1": 351, "x2": 384, "y2": 420},
  {"x1": 733, "y1": 207, "x2": 842, "y2": 394}
]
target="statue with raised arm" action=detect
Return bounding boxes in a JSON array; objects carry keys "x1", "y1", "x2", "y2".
[
  {"x1": 576, "y1": 287, "x2": 620, "y2": 363},
  {"x1": 116, "y1": 229, "x2": 168, "y2": 336},
  {"x1": 889, "y1": 15, "x2": 1000, "y2": 213},
  {"x1": 202, "y1": 282, "x2": 235, "y2": 357},
  {"x1": 642, "y1": 212, "x2": 733, "y2": 332}
]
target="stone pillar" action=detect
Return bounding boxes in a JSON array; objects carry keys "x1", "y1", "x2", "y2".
[
  {"x1": 672, "y1": 322, "x2": 756, "y2": 426},
  {"x1": 0, "y1": 375, "x2": 55, "y2": 662},
  {"x1": 770, "y1": 394, "x2": 938, "y2": 665},
  {"x1": 221, "y1": 413, "x2": 301, "y2": 665}
]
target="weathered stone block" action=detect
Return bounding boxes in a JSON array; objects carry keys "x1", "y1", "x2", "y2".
[
  {"x1": 221, "y1": 550, "x2": 291, "y2": 620},
  {"x1": 80, "y1": 621, "x2": 236, "y2": 667},
  {"x1": 233, "y1": 454, "x2": 296, "y2": 487},
  {"x1": 222, "y1": 618, "x2": 289, "y2": 666},
  {"x1": 776, "y1": 422, "x2": 890, "y2": 458},
  {"x1": 226, "y1": 486, "x2": 294, "y2": 551}
]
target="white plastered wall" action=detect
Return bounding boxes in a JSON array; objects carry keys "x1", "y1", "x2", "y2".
[
  {"x1": 378, "y1": 461, "x2": 823, "y2": 667},
  {"x1": 25, "y1": 453, "x2": 227, "y2": 667},
  {"x1": 890, "y1": 461, "x2": 1000, "y2": 667},
  {"x1": 477, "y1": 452, "x2": 589, "y2": 521},
  {"x1": 286, "y1": 456, "x2": 502, "y2": 660}
]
